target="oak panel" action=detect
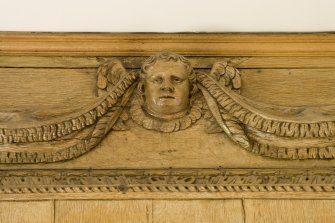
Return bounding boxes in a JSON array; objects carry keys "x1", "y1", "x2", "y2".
[
  {"x1": 153, "y1": 200, "x2": 243, "y2": 223},
  {"x1": 0, "y1": 200, "x2": 53, "y2": 223},
  {"x1": 55, "y1": 200, "x2": 152, "y2": 223},
  {"x1": 244, "y1": 199, "x2": 335, "y2": 223}
]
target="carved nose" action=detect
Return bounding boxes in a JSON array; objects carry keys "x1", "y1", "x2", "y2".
[{"x1": 160, "y1": 83, "x2": 175, "y2": 92}]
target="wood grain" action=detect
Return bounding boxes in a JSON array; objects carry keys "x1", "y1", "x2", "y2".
[
  {"x1": 240, "y1": 68, "x2": 335, "y2": 106},
  {"x1": 1, "y1": 33, "x2": 335, "y2": 56},
  {"x1": 3, "y1": 192, "x2": 335, "y2": 201},
  {"x1": 55, "y1": 200, "x2": 152, "y2": 223},
  {"x1": 0, "y1": 68, "x2": 97, "y2": 112},
  {"x1": 2, "y1": 56, "x2": 335, "y2": 69},
  {"x1": 0, "y1": 200, "x2": 53, "y2": 223},
  {"x1": 1, "y1": 67, "x2": 334, "y2": 112},
  {"x1": 153, "y1": 200, "x2": 243, "y2": 223},
  {"x1": 1, "y1": 66, "x2": 334, "y2": 111},
  {"x1": 244, "y1": 199, "x2": 335, "y2": 223}
]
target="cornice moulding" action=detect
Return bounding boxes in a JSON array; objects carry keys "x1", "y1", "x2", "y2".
[{"x1": 1, "y1": 32, "x2": 335, "y2": 56}]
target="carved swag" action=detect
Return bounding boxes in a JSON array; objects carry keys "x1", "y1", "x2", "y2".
[{"x1": 1, "y1": 52, "x2": 335, "y2": 163}]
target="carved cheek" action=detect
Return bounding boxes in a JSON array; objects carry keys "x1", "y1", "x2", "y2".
[
  {"x1": 144, "y1": 82, "x2": 159, "y2": 103},
  {"x1": 177, "y1": 82, "x2": 190, "y2": 100}
]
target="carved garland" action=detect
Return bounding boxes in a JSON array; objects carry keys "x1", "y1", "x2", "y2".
[
  {"x1": 0, "y1": 71, "x2": 138, "y2": 163},
  {"x1": 197, "y1": 72, "x2": 335, "y2": 159}
]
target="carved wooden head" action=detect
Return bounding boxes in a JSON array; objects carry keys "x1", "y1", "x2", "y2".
[{"x1": 139, "y1": 52, "x2": 197, "y2": 119}]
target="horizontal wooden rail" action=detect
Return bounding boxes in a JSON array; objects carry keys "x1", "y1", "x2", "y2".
[{"x1": 1, "y1": 32, "x2": 335, "y2": 56}]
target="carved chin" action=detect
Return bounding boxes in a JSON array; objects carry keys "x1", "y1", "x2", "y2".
[
  {"x1": 146, "y1": 98, "x2": 189, "y2": 117},
  {"x1": 145, "y1": 105, "x2": 189, "y2": 120}
]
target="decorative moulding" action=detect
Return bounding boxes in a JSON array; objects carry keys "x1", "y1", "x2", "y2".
[{"x1": 0, "y1": 32, "x2": 335, "y2": 199}]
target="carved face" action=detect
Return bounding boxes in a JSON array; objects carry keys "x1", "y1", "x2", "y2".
[{"x1": 144, "y1": 60, "x2": 190, "y2": 117}]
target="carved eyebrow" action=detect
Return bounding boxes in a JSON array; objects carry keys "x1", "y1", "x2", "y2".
[
  {"x1": 147, "y1": 72, "x2": 163, "y2": 78},
  {"x1": 147, "y1": 74, "x2": 162, "y2": 80}
]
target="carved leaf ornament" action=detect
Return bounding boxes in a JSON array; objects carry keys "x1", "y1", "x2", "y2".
[{"x1": 1, "y1": 51, "x2": 335, "y2": 163}]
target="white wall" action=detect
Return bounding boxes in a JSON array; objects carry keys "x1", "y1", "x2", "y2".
[{"x1": 0, "y1": 0, "x2": 334, "y2": 32}]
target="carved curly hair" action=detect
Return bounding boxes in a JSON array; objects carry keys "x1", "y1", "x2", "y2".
[{"x1": 138, "y1": 51, "x2": 198, "y2": 96}]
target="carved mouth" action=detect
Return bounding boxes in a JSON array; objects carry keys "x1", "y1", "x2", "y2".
[{"x1": 160, "y1": 95, "x2": 175, "y2": 99}]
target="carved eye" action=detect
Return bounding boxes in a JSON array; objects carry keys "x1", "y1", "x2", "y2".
[
  {"x1": 152, "y1": 77, "x2": 163, "y2": 84},
  {"x1": 171, "y1": 76, "x2": 182, "y2": 83}
]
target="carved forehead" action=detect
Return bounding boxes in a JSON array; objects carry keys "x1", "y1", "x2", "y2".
[
  {"x1": 141, "y1": 52, "x2": 192, "y2": 76},
  {"x1": 145, "y1": 61, "x2": 188, "y2": 77}
]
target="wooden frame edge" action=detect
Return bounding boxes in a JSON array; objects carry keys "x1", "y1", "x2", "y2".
[{"x1": 1, "y1": 32, "x2": 335, "y2": 56}]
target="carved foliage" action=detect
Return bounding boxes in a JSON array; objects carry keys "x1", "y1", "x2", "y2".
[{"x1": 0, "y1": 169, "x2": 334, "y2": 194}]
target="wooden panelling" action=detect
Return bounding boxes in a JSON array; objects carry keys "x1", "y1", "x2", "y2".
[
  {"x1": 153, "y1": 200, "x2": 243, "y2": 223},
  {"x1": 55, "y1": 200, "x2": 152, "y2": 223},
  {"x1": 244, "y1": 199, "x2": 335, "y2": 223},
  {"x1": 0, "y1": 201, "x2": 53, "y2": 223},
  {"x1": 1, "y1": 33, "x2": 335, "y2": 204},
  {"x1": 153, "y1": 200, "x2": 244, "y2": 223},
  {"x1": 2, "y1": 199, "x2": 335, "y2": 223}
]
